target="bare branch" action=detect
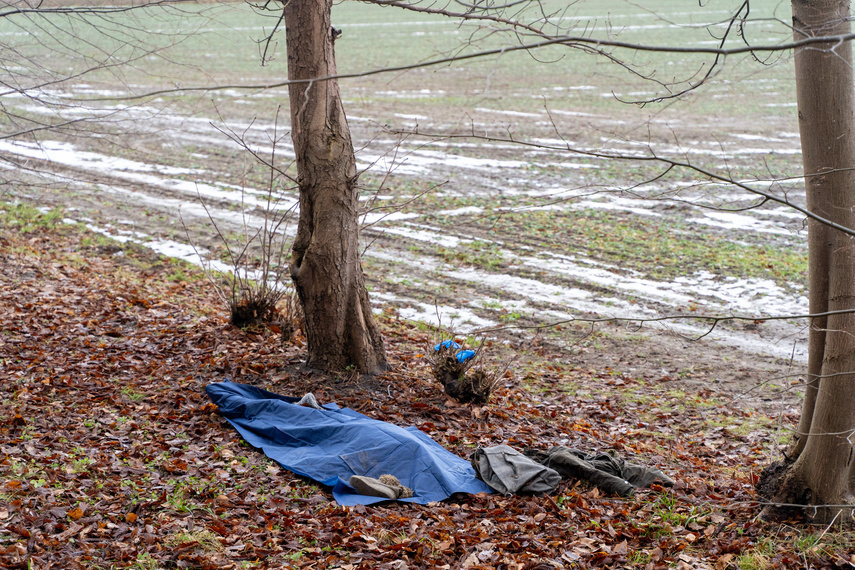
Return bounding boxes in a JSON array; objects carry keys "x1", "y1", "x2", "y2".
[
  {"x1": 0, "y1": 0, "x2": 192, "y2": 19},
  {"x1": 469, "y1": 307, "x2": 855, "y2": 337},
  {"x1": 82, "y1": 30, "x2": 855, "y2": 102},
  {"x1": 391, "y1": 127, "x2": 855, "y2": 238}
]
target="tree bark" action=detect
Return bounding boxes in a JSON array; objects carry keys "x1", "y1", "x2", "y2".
[
  {"x1": 283, "y1": 0, "x2": 388, "y2": 373},
  {"x1": 774, "y1": 0, "x2": 855, "y2": 522}
]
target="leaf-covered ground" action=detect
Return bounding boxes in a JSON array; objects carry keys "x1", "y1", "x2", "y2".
[{"x1": 1, "y1": 218, "x2": 853, "y2": 569}]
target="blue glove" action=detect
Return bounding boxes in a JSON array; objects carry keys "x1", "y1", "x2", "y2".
[
  {"x1": 434, "y1": 340, "x2": 461, "y2": 352},
  {"x1": 456, "y1": 350, "x2": 476, "y2": 363}
]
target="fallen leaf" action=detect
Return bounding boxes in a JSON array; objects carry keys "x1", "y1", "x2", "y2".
[
  {"x1": 704, "y1": 524, "x2": 717, "y2": 537},
  {"x1": 716, "y1": 554, "x2": 735, "y2": 570},
  {"x1": 9, "y1": 525, "x2": 30, "y2": 538},
  {"x1": 606, "y1": 524, "x2": 617, "y2": 538},
  {"x1": 460, "y1": 551, "x2": 480, "y2": 569}
]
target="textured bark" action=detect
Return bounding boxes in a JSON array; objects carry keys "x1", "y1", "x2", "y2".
[
  {"x1": 284, "y1": 0, "x2": 388, "y2": 373},
  {"x1": 772, "y1": 0, "x2": 855, "y2": 522}
]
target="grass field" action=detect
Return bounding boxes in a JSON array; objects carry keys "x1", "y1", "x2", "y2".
[
  {"x1": 2, "y1": 0, "x2": 809, "y2": 367},
  {"x1": 3, "y1": 0, "x2": 799, "y2": 115}
]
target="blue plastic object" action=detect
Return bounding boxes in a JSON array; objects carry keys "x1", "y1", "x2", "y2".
[
  {"x1": 434, "y1": 340, "x2": 461, "y2": 352},
  {"x1": 205, "y1": 381, "x2": 493, "y2": 505},
  {"x1": 456, "y1": 350, "x2": 476, "y2": 363}
]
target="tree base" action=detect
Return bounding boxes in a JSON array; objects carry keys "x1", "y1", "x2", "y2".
[
  {"x1": 756, "y1": 460, "x2": 805, "y2": 522},
  {"x1": 757, "y1": 460, "x2": 854, "y2": 525}
]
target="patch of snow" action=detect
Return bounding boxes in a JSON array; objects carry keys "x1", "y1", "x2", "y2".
[
  {"x1": 731, "y1": 134, "x2": 786, "y2": 143},
  {"x1": 0, "y1": 140, "x2": 198, "y2": 176},
  {"x1": 360, "y1": 211, "x2": 421, "y2": 225},
  {"x1": 0, "y1": 139, "x2": 299, "y2": 213},
  {"x1": 474, "y1": 107, "x2": 543, "y2": 118},
  {"x1": 373, "y1": 224, "x2": 471, "y2": 248},
  {"x1": 358, "y1": 148, "x2": 528, "y2": 175},
  {"x1": 78, "y1": 221, "x2": 273, "y2": 281},
  {"x1": 688, "y1": 212, "x2": 794, "y2": 235},
  {"x1": 436, "y1": 206, "x2": 483, "y2": 216},
  {"x1": 371, "y1": 292, "x2": 496, "y2": 331},
  {"x1": 569, "y1": 197, "x2": 664, "y2": 217},
  {"x1": 393, "y1": 113, "x2": 429, "y2": 120}
]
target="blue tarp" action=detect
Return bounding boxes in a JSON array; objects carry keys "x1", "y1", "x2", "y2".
[{"x1": 205, "y1": 381, "x2": 494, "y2": 505}]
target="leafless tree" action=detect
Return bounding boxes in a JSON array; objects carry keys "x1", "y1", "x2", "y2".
[
  {"x1": 280, "y1": 0, "x2": 388, "y2": 373},
  {"x1": 769, "y1": 0, "x2": 855, "y2": 523}
]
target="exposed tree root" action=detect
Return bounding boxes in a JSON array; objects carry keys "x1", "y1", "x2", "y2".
[
  {"x1": 756, "y1": 460, "x2": 807, "y2": 522},
  {"x1": 757, "y1": 460, "x2": 855, "y2": 526}
]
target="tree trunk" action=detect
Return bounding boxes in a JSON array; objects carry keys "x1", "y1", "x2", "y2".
[
  {"x1": 283, "y1": 0, "x2": 388, "y2": 374},
  {"x1": 771, "y1": 0, "x2": 855, "y2": 522}
]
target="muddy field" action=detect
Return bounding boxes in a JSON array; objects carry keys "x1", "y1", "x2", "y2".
[{"x1": 2, "y1": 0, "x2": 808, "y2": 414}]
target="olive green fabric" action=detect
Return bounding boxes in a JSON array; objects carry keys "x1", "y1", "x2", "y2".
[
  {"x1": 470, "y1": 445, "x2": 562, "y2": 495},
  {"x1": 524, "y1": 447, "x2": 674, "y2": 497}
]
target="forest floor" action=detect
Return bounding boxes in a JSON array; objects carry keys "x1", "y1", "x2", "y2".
[{"x1": 1, "y1": 211, "x2": 853, "y2": 569}]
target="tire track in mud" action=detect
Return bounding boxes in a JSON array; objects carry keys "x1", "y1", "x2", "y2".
[
  {"x1": 1, "y1": 116, "x2": 809, "y2": 412},
  {"x1": 363, "y1": 217, "x2": 807, "y2": 358}
]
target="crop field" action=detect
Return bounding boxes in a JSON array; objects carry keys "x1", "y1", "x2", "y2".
[{"x1": 2, "y1": 0, "x2": 809, "y2": 404}]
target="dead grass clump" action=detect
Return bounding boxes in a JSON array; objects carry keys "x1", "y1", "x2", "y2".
[
  {"x1": 429, "y1": 339, "x2": 502, "y2": 404},
  {"x1": 229, "y1": 296, "x2": 277, "y2": 328}
]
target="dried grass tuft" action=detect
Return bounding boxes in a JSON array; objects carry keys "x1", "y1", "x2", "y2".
[{"x1": 428, "y1": 337, "x2": 504, "y2": 404}]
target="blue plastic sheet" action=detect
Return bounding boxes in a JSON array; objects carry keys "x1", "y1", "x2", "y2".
[{"x1": 205, "y1": 381, "x2": 494, "y2": 505}]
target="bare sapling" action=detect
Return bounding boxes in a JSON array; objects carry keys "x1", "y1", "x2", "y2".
[{"x1": 184, "y1": 109, "x2": 303, "y2": 335}]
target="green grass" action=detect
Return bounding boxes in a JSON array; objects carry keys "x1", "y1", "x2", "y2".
[
  {"x1": 404, "y1": 196, "x2": 807, "y2": 288},
  {"x1": 790, "y1": 528, "x2": 855, "y2": 563},
  {"x1": 490, "y1": 208, "x2": 808, "y2": 284},
  {"x1": 333, "y1": 0, "x2": 796, "y2": 112},
  {"x1": 0, "y1": 203, "x2": 66, "y2": 233},
  {"x1": 164, "y1": 529, "x2": 224, "y2": 552},
  {"x1": 0, "y1": 0, "x2": 797, "y2": 126},
  {"x1": 120, "y1": 386, "x2": 146, "y2": 401}
]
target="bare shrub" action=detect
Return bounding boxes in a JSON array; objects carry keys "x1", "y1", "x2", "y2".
[
  {"x1": 428, "y1": 337, "x2": 505, "y2": 404},
  {"x1": 275, "y1": 288, "x2": 304, "y2": 343},
  {"x1": 183, "y1": 192, "x2": 298, "y2": 330},
  {"x1": 184, "y1": 108, "x2": 302, "y2": 331}
]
